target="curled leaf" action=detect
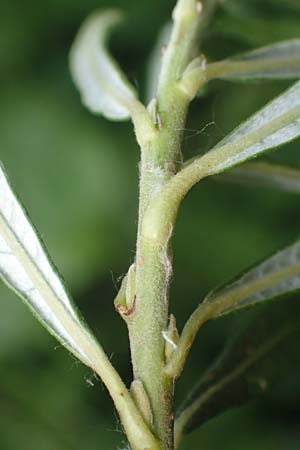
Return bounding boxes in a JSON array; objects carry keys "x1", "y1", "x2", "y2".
[{"x1": 70, "y1": 10, "x2": 138, "y2": 120}]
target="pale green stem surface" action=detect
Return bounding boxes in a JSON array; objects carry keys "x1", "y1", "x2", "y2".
[
  {"x1": 141, "y1": 105, "x2": 300, "y2": 246},
  {"x1": 116, "y1": 3, "x2": 299, "y2": 447},
  {"x1": 123, "y1": 2, "x2": 298, "y2": 448},
  {"x1": 127, "y1": 1, "x2": 207, "y2": 449}
]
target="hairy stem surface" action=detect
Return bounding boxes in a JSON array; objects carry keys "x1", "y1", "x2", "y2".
[{"x1": 125, "y1": 2, "x2": 211, "y2": 448}]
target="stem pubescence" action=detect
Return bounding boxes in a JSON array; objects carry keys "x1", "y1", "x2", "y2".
[{"x1": 126, "y1": 1, "x2": 208, "y2": 449}]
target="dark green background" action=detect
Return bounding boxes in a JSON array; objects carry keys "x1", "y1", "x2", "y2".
[{"x1": 1, "y1": 0, "x2": 300, "y2": 449}]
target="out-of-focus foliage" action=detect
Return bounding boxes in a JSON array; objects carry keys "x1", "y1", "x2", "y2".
[
  {"x1": 0, "y1": 0, "x2": 300, "y2": 449},
  {"x1": 176, "y1": 297, "x2": 300, "y2": 436},
  {"x1": 221, "y1": 162, "x2": 300, "y2": 194}
]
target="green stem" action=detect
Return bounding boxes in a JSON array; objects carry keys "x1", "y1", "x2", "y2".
[
  {"x1": 128, "y1": 238, "x2": 174, "y2": 448},
  {"x1": 157, "y1": 0, "x2": 203, "y2": 94},
  {"x1": 141, "y1": 104, "x2": 300, "y2": 247},
  {"x1": 126, "y1": 2, "x2": 207, "y2": 449}
]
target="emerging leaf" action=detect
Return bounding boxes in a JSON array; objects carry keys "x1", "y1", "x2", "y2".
[
  {"x1": 204, "y1": 240, "x2": 300, "y2": 317},
  {"x1": 175, "y1": 298, "x2": 300, "y2": 440},
  {"x1": 206, "y1": 39, "x2": 300, "y2": 81},
  {"x1": 221, "y1": 162, "x2": 300, "y2": 194},
  {"x1": 70, "y1": 10, "x2": 138, "y2": 120},
  {"x1": 0, "y1": 164, "x2": 103, "y2": 368},
  {"x1": 203, "y1": 80, "x2": 300, "y2": 175},
  {"x1": 146, "y1": 23, "x2": 172, "y2": 102}
]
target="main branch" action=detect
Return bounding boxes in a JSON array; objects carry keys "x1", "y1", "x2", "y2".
[{"x1": 126, "y1": 1, "x2": 208, "y2": 449}]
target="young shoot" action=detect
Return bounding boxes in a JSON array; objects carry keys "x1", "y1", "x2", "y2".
[{"x1": 1, "y1": 1, "x2": 300, "y2": 449}]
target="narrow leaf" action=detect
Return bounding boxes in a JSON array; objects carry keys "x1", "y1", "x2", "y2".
[
  {"x1": 206, "y1": 40, "x2": 300, "y2": 81},
  {"x1": 0, "y1": 170, "x2": 161, "y2": 450},
  {"x1": 204, "y1": 240, "x2": 300, "y2": 317},
  {"x1": 70, "y1": 10, "x2": 138, "y2": 120},
  {"x1": 203, "y1": 80, "x2": 300, "y2": 175},
  {"x1": 0, "y1": 164, "x2": 102, "y2": 368},
  {"x1": 175, "y1": 299, "x2": 300, "y2": 441},
  {"x1": 220, "y1": 162, "x2": 300, "y2": 194},
  {"x1": 165, "y1": 239, "x2": 300, "y2": 380}
]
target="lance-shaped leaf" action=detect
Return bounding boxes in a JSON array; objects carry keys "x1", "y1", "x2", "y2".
[
  {"x1": 174, "y1": 299, "x2": 300, "y2": 447},
  {"x1": 165, "y1": 240, "x2": 300, "y2": 379},
  {"x1": 206, "y1": 39, "x2": 300, "y2": 81},
  {"x1": 69, "y1": 10, "x2": 138, "y2": 120},
  {"x1": 204, "y1": 240, "x2": 300, "y2": 317},
  {"x1": 166, "y1": 81, "x2": 300, "y2": 207},
  {"x1": 219, "y1": 161, "x2": 300, "y2": 194},
  {"x1": 0, "y1": 163, "x2": 104, "y2": 368},
  {"x1": 201, "y1": 80, "x2": 300, "y2": 175}
]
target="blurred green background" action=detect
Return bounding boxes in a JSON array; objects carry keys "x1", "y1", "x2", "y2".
[{"x1": 1, "y1": 0, "x2": 300, "y2": 449}]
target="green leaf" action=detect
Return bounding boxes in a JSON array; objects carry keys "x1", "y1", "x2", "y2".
[
  {"x1": 164, "y1": 239, "x2": 300, "y2": 380},
  {"x1": 69, "y1": 10, "x2": 138, "y2": 121},
  {"x1": 206, "y1": 40, "x2": 300, "y2": 81},
  {"x1": 204, "y1": 240, "x2": 300, "y2": 317},
  {"x1": 175, "y1": 298, "x2": 300, "y2": 442},
  {"x1": 220, "y1": 161, "x2": 300, "y2": 194},
  {"x1": 203, "y1": 80, "x2": 300, "y2": 176},
  {"x1": 0, "y1": 163, "x2": 104, "y2": 368}
]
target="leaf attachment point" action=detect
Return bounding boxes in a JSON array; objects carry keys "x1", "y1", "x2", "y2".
[{"x1": 141, "y1": 81, "x2": 300, "y2": 248}]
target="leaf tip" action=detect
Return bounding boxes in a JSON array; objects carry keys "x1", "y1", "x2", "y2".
[{"x1": 69, "y1": 9, "x2": 138, "y2": 121}]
